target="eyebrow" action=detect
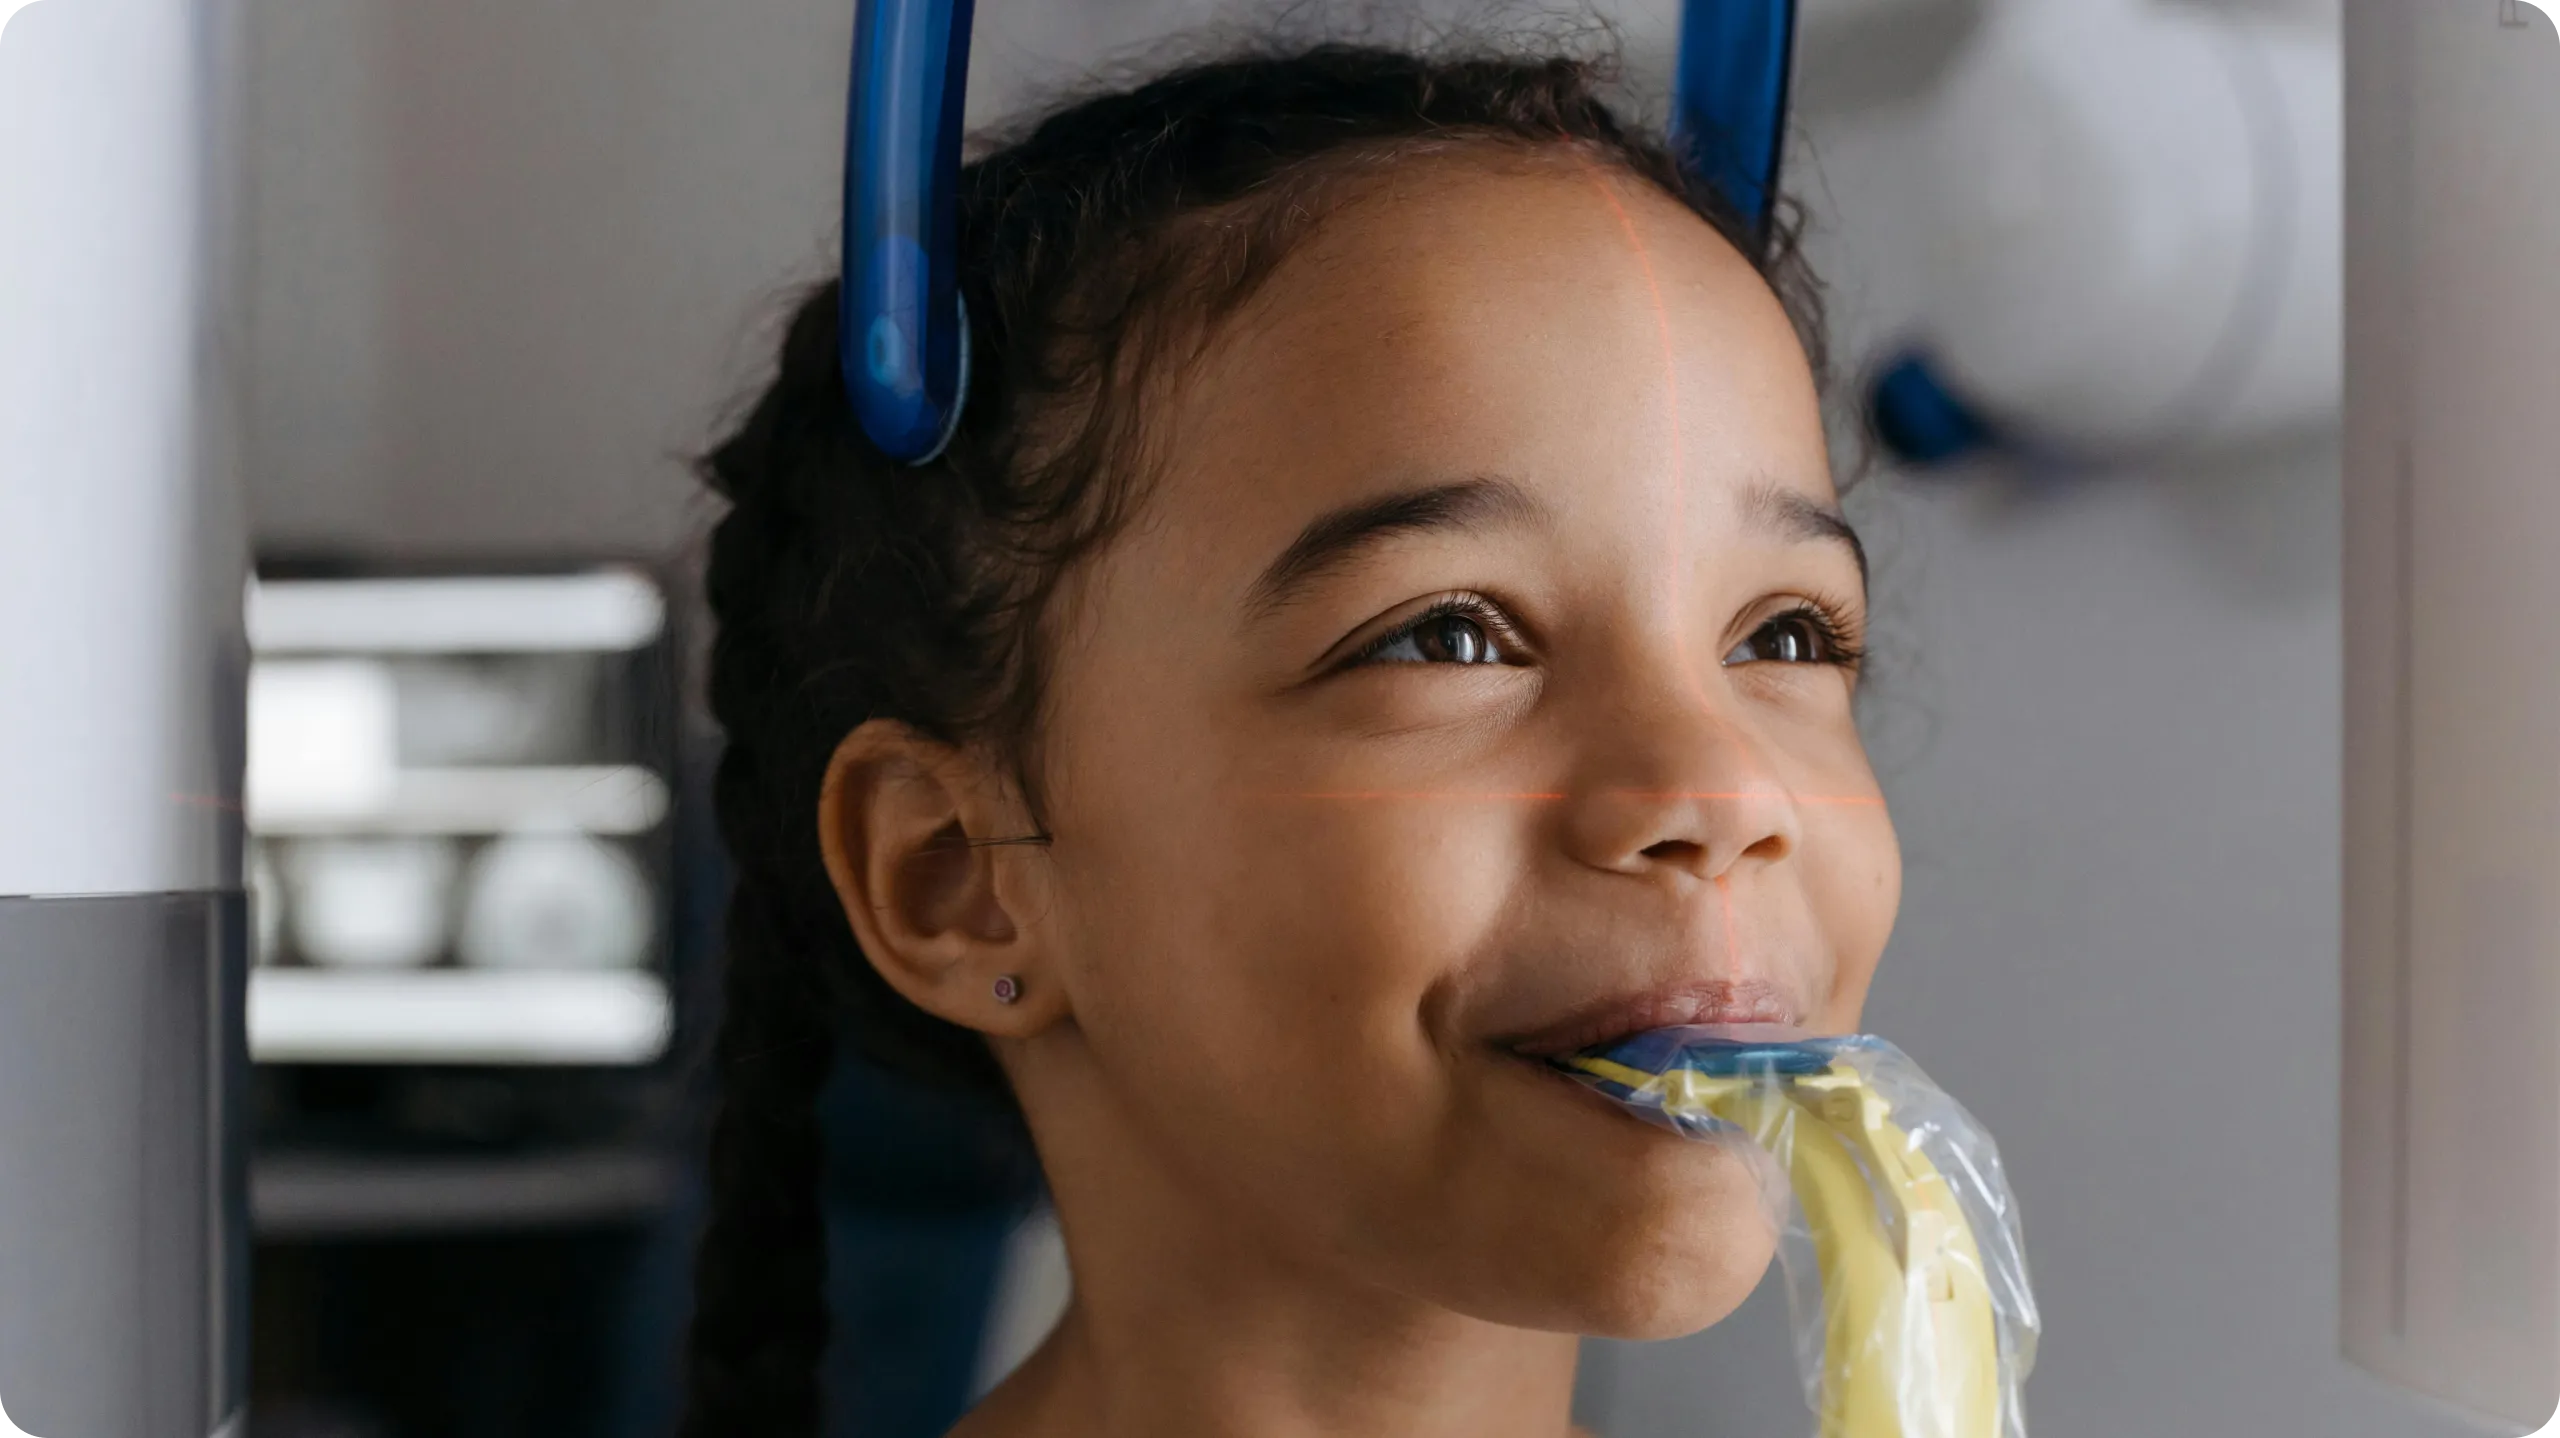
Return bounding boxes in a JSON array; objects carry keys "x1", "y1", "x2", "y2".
[
  {"x1": 1241, "y1": 474, "x2": 1866, "y2": 621},
  {"x1": 1242, "y1": 476, "x2": 1546, "y2": 620},
  {"x1": 1741, "y1": 480, "x2": 1868, "y2": 591}
]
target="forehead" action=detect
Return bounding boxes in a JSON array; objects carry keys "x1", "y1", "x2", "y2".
[{"x1": 1142, "y1": 152, "x2": 1832, "y2": 548}]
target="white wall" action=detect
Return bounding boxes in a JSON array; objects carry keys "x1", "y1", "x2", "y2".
[
  {"x1": 239, "y1": 0, "x2": 1275, "y2": 557},
  {"x1": 244, "y1": 0, "x2": 849, "y2": 553},
  {"x1": 237, "y1": 2, "x2": 2493, "y2": 1434}
]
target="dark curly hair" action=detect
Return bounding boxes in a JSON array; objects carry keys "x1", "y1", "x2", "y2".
[{"x1": 679, "y1": 36, "x2": 1829, "y2": 1437}]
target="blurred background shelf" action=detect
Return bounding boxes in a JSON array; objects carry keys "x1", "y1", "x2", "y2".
[
  {"x1": 247, "y1": 571, "x2": 667, "y2": 655},
  {"x1": 247, "y1": 764, "x2": 672, "y2": 836},
  {"x1": 248, "y1": 969, "x2": 675, "y2": 1066},
  {"x1": 254, "y1": 1147, "x2": 682, "y2": 1239}
]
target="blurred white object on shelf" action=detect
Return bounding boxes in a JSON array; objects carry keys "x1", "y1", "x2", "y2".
[
  {"x1": 455, "y1": 831, "x2": 657, "y2": 971},
  {"x1": 246, "y1": 659, "x2": 398, "y2": 821},
  {"x1": 393, "y1": 655, "x2": 600, "y2": 766},
  {"x1": 284, "y1": 836, "x2": 460, "y2": 969}
]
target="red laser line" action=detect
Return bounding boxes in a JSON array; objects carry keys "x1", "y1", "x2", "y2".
[
  {"x1": 168, "y1": 792, "x2": 245, "y2": 815},
  {"x1": 1240, "y1": 789, "x2": 1882, "y2": 806},
  {"x1": 1581, "y1": 166, "x2": 1769, "y2": 753},
  {"x1": 1232, "y1": 172, "x2": 1889, "y2": 1007},
  {"x1": 1713, "y1": 873, "x2": 1742, "y2": 977}
]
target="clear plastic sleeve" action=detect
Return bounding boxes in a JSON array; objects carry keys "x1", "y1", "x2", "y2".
[{"x1": 1563, "y1": 1026, "x2": 2039, "y2": 1438}]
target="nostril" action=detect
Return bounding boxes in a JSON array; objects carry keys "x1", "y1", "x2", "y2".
[
  {"x1": 1636, "y1": 832, "x2": 1788, "y2": 874},
  {"x1": 1742, "y1": 832, "x2": 1791, "y2": 864}
]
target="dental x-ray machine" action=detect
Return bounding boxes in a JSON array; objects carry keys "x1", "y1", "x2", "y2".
[
  {"x1": 0, "y1": 0, "x2": 252, "y2": 1435},
  {"x1": 0, "y1": 0, "x2": 2556, "y2": 1434}
]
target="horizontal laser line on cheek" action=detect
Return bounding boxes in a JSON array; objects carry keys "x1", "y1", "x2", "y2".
[{"x1": 1229, "y1": 788, "x2": 1883, "y2": 806}]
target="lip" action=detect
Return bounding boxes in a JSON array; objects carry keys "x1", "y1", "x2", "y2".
[{"x1": 1498, "y1": 977, "x2": 1805, "y2": 1060}]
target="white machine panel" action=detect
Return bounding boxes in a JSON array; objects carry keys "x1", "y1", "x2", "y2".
[
  {"x1": 0, "y1": 0, "x2": 250, "y2": 899},
  {"x1": 2342, "y1": 1, "x2": 2560, "y2": 1427}
]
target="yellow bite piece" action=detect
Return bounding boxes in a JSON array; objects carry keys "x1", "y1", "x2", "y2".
[{"x1": 1569, "y1": 1056, "x2": 2003, "y2": 1438}]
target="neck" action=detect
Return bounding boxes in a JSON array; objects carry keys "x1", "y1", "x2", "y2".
[
  {"x1": 960, "y1": 1071, "x2": 1586, "y2": 1438},
  {"x1": 970, "y1": 1233, "x2": 1585, "y2": 1438}
]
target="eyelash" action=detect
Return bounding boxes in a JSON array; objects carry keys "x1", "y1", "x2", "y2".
[
  {"x1": 1741, "y1": 601, "x2": 1868, "y2": 672},
  {"x1": 1342, "y1": 594, "x2": 1524, "y2": 668},
  {"x1": 1338, "y1": 595, "x2": 1866, "y2": 671}
]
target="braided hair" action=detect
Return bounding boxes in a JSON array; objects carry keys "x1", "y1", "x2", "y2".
[{"x1": 679, "y1": 36, "x2": 1829, "y2": 1437}]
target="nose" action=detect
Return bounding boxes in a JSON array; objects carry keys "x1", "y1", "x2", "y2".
[{"x1": 1556, "y1": 679, "x2": 1802, "y2": 884}]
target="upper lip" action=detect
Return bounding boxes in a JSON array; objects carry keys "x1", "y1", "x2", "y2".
[{"x1": 1498, "y1": 977, "x2": 1805, "y2": 1060}]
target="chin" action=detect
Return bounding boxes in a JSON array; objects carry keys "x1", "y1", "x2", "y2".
[
  {"x1": 1421, "y1": 1137, "x2": 1785, "y2": 1340},
  {"x1": 1567, "y1": 1105, "x2": 1792, "y2": 1337},
  {"x1": 1567, "y1": 1220, "x2": 1779, "y2": 1340}
]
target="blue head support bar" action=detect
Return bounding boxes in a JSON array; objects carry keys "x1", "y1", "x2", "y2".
[
  {"x1": 841, "y1": 0, "x2": 976, "y2": 464},
  {"x1": 839, "y1": 0, "x2": 1799, "y2": 464},
  {"x1": 1674, "y1": 0, "x2": 1799, "y2": 254}
]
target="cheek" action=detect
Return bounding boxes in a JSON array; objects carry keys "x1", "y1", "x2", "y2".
[
  {"x1": 1063, "y1": 733, "x2": 1510, "y2": 1001},
  {"x1": 1037, "y1": 690, "x2": 1532, "y2": 1191},
  {"x1": 1800, "y1": 803, "x2": 1902, "y2": 1026}
]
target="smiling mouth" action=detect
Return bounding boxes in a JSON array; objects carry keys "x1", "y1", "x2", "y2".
[{"x1": 1499, "y1": 978, "x2": 1804, "y2": 1062}]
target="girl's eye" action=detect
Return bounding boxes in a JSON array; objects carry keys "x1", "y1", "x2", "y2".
[
  {"x1": 1724, "y1": 607, "x2": 1858, "y2": 668},
  {"x1": 1355, "y1": 606, "x2": 1511, "y2": 667}
]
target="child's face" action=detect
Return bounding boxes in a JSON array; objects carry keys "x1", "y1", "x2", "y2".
[{"x1": 1013, "y1": 157, "x2": 1893, "y2": 1338}]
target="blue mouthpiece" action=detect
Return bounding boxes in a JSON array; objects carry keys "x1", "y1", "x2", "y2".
[{"x1": 1570, "y1": 1026, "x2": 1853, "y2": 1081}]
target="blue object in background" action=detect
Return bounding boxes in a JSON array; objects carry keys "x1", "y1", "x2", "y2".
[
  {"x1": 817, "y1": 1053, "x2": 1044, "y2": 1436},
  {"x1": 823, "y1": 1185, "x2": 1022, "y2": 1434},
  {"x1": 1868, "y1": 350, "x2": 1999, "y2": 467}
]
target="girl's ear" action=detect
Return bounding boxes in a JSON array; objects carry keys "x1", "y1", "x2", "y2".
[{"x1": 816, "y1": 720, "x2": 1066, "y2": 1037}]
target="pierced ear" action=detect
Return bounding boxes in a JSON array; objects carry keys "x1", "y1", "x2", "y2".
[{"x1": 815, "y1": 720, "x2": 1063, "y2": 1038}]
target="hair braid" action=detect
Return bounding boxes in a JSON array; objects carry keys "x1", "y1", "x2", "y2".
[{"x1": 679, "y1": 859, "x2": 834, "y2": 1436}]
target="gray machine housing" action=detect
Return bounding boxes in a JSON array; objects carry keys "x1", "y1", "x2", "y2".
[{"x1": 0, "y1": 898, "x2": 247, "y2": 1438}]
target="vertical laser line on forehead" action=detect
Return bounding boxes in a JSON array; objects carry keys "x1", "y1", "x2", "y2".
[
  {"x1": 1219, "y1": 166, "x2": 1887, "y2": 875},
  {"x1": 1575, "y1": 163, "x2": 1773, "y2": 777}
]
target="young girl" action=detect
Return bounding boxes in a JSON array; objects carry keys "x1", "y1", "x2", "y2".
[{"x1": 681, "y1": 37, "x2": 1896, "y2": 1438}]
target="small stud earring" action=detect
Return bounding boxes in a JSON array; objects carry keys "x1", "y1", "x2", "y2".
[{"x1": 991, "y1": 974, "x2": 1022, "y2": 1005}]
